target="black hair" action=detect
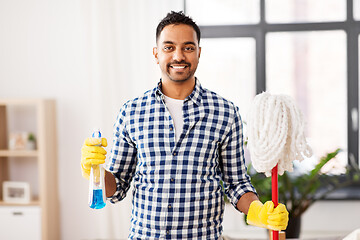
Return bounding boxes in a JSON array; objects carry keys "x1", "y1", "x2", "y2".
[{"x1": 156, "y1": 11, "x2": 201, "y2": 44}]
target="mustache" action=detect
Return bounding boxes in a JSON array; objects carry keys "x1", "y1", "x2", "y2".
[{"x1": 167, "y1": 61, "x2": 191, "y2": 67}]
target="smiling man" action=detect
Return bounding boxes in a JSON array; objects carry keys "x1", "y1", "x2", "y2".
[
  {"x1": 81, "y1": 11, "x2": 288, "y2": 239},
  {"x1": 154, "y1": 23, "x2": 200, "y2": 93}
]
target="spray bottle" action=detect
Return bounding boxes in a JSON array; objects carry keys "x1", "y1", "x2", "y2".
[{"x1": 88, "y1": 129, "x2": 106, "y2": 209}]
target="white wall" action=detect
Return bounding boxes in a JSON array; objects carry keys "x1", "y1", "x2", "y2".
[
  {"x1": 0, "y1": 1, "x2": 182, "y2": 239},
  {"x1": 1, "y1": 1, "x2": 93, "y2": 239},
  {"x1": 0, "y1": 1, "x2": 359, "y2": 240}
]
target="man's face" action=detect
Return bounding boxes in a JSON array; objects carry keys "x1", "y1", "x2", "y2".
[{"x1": 153, "y1": 24, "x2": 201, "y2": 83}]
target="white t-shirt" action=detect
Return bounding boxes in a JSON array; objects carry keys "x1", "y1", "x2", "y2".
[{"x1": 163, "y1": 95, "x2": 184, "y2": 141}]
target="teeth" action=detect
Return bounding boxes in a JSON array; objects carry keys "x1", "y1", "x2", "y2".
[{"x1": 172, "y1": 65, "x2": 186, "y2": 69}]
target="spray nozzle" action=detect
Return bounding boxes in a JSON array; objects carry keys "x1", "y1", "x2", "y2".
[{"x1": 92, "y1": 129, "x2": 102, "y2": 139}]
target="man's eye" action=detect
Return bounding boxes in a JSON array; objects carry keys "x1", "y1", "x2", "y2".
[
  {"x1": 164, "y1": 46, "x2": 173, "y2": 51},
  {"x1": 184, "y1": 47, "x2": 194, "y2": 51}
]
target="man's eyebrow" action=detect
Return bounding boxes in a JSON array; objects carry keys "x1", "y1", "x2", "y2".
[
  {"x1": 184, "y1": 41, "x2": 196, "y2": 45},
  {"x1": 162, "y1": 41, "x2": 174, "y2": 45},
  {"x1": 161, "y1": 41, "x2": 196, "y2": 45}
]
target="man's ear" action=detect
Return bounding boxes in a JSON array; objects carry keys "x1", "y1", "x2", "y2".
[
  {"x1": 198, "y1": 46, "x2": 201, "y2": 58},
  {"x1": 153, "y1": 47, "x2": 159, "y2": 64}
]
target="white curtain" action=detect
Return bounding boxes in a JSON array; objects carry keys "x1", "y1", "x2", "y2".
[{"x1": 88, "y1": 1, "x2": 184, "y2": 238}]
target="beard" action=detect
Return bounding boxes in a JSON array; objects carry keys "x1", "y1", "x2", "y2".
[{"x1": 165, "y1": 60, "x2": 196, "y2": 83}]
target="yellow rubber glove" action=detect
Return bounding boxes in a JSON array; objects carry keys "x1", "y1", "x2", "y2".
[
  {"x1": 247, "y1": 200, "x2": 289, "y2": 231},
  {"x1": 81, "y1": 137, "x2": 108, "y2": 180}
]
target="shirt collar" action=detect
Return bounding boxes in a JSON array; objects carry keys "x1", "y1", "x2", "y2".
[
  {"x1": 155, "y1": 80, "x2": 164, "y2": 102},
  {"x1": 154, "y1": 78, "x2": 203, "y2": 106},
  {"x1": 185, "y1": 78, "x2": 203, "y2": 106}
]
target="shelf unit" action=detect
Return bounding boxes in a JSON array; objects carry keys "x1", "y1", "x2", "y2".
[{"x1": 0, "y1": 99, "x2": 59, "y2": 240}]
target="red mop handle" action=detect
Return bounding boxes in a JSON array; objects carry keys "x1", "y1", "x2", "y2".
[{"x1": 271, "y1": 164, "x2": 279, "y2": 240}]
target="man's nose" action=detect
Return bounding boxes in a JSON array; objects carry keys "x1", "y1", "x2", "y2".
[{"x1": 173, "y1": 49, "x2": 185, "y2": 61}]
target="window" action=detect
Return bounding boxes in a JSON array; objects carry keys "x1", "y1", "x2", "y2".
[
  {"x1": 267, "y1": 31, "x2": 347, "y2": 173},
  {"x1": 186, "y1": 0, "x2": 360, "y2": 184},
  {"x1": 265, "y1": 0, "x2": 346, "y2": 23},
  {"x1": 186, "y1": 0, "x2": 260, "y2": 25},
  {"x1": 355, "y1": 0, "x2": 360, "y2": 20},
  {"x1": 197, "y1": 38, "x2": 256, "y2": 115}
]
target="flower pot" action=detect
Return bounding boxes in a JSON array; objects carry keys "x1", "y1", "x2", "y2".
[{"x1": 285, "y1": 216, "x2": 301, "y2": 238}]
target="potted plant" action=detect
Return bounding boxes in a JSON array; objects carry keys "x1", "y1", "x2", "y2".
[
  {"x1": 27, "y1": 133, "x2": 36, "y2": 150},
  {"x1": 247, "y1": 148, "x2": 360, "y2": 238}
]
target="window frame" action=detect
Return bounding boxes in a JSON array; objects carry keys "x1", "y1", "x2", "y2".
[{"x1": 185, "y1": 0, "x2": 360, "y2": 199}]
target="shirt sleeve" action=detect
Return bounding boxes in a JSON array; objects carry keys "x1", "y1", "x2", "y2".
[
  {"x1": 105, "y1": 102, "x2": 138, "y2": 203},
  {"x1": 220, "y1": 104, "x2": 257, "y2": 211}
]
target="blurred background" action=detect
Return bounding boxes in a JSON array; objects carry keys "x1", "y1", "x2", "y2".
[{"x1": 0, "y1": 0, "x2": 359, "y2": 239}]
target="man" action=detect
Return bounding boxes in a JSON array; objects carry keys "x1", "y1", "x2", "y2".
[{"x1": 81, "y1": 11, "x2": 288, "y2": 239}]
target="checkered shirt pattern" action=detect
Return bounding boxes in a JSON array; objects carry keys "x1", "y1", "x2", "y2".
[{"x1": 106, "y1": 79, "x2": 256, "y2": 239}]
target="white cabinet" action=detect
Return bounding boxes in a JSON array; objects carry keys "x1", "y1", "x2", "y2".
[
  {"x1": 0, "y1": 99, "x2": 59, "y2": 240},
  {"x1": 0, "y1": 206, "x2": 41, "y2": 240}
]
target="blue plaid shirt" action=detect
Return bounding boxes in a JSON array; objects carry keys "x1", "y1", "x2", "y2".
[{"x1": 106, "y1": 79, "x2": 256, "y2": 239}]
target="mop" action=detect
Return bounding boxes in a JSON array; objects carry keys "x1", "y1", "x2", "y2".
[{"x1": 247, "y1": 92, "x2": 312, "y2": 240}]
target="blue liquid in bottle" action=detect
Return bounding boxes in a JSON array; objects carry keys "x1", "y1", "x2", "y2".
[
  {"x1": 88, "y1": 129, "x2": 106, "y2": 209},
  {"x1": 89, "y1": 189, "x2": 106, "y2": 209}
]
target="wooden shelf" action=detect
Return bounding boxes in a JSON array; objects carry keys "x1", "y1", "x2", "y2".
[
  {"x1": 0, "y1": 150, "x2": 38, "y2": 157},
  {"x1": 0, "y1": 200, "x2": 40, "y2": 206},
  {"x1": 0, "y1": 99, "x2": 43, "y2": 106},
  {"x1": 0, "y1": 99, "x2": 59, "y2": 240}
]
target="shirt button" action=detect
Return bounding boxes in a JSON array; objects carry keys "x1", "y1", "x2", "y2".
[
  {"x1": 168, "y1": 204, "x2": 172, "y2": 209},
  {"x1": 170, "y1": 127, "x2": 173, "y2": 131},
  {"x1": 170, "y1": 178, "x2": 174, "y2": 182},
  {"x1": 173, "y1": 152, "x2": 177, "y2": 156},
  {"x1": 166, "y1": 230, "x2": 170, "y2": 234}
]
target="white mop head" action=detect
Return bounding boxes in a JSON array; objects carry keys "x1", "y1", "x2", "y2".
[{"x1": 247, "y1": 92, "x2": 312, "y2": 177}]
